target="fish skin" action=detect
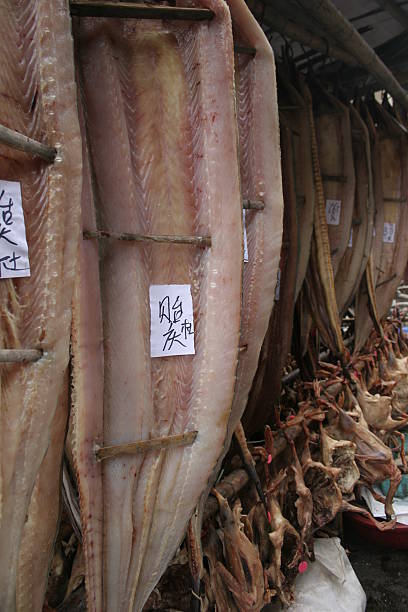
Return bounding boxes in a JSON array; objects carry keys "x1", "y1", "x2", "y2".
[
  {"x1": 243, "y1": 113, "x2": 296, "y2": 435},
  {"x1": 16, "y1": 371, "x2": 69, "y2": 612},
  {"x1": 334, "y1": 103, "x2": 375, "y2": 319},
  {"x1": 314, "y1": 86, "x2": 355, "y2": 278},
  {"x1": 73, "y1": 1, "x2": 242, "y2": 609},
  {"x1": 354, "y1": 104, "x2": 386, "y2": 352},
  {"x1": 372, "y1": 102, "x2": 408, "y2": 322},
  {"x1": 0, "y1": 1, "x2": 82, "y2": 610},
  {"x1": 225, "y1": 0, "x2": 283, "y2": 458},
  {"x1": 277, "y1": 70, "x2": 314, "y2": 300}
]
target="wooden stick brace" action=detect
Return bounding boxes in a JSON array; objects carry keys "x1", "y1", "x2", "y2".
[
  {"x1": 0, "y1": 348, "x2": 42, "y2": 363},
  {"x1": 84, "y1": 230, "x2": 211, "y2": 248},
  {"x1": 0, "y1": 124, "x2": 56, "y2": 162},
  {"x1": 95, "y1": 430, "x2": 198, "y2": 461}
]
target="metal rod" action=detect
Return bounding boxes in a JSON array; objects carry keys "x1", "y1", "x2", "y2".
[
  {"x1": 322, "y1": 174, "x2": 348, "y2": 183},
  {"x1": 0, "y1": 124, "x2": 56, "y2": 162},
  {"x1": 95, "y1": 430, "x2": 198, "y2": 461},
  {"x1": 234, "y1": 45, "x2": 256, "y2": 57},
  {"x1": 295, "y1": 0, "x2": 408, "y2": 113},
  {"x1": 0, "y1": 349, "x2": 42, "y2": 363},
  {"x1": 242, "y1": 199, "x2": 265, "y2": 210},
  {"x1": 373, "y1": 0, "x2": 408, "y2": 30},
  {"x1": 247, "y1": 0, "x2": 358, "y2": 67},
  {"x1": 70, "y1": 1, "x2": 214, "y2": 21},
  {"x1": 83, "y1": 229, "x2": 211, "y2": 248}
]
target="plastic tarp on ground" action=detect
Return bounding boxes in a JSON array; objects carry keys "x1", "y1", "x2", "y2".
[{"x1": 265, "y1": 537, "x2": 366, "y2": 612}]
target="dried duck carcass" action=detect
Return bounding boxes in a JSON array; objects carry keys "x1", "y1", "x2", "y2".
[
  {"x1": 0, "y1": 2, "x2": 82, "y2": 610},
  {"x1": 71, "y1": 2, "x2": 243, "y2": 609}
]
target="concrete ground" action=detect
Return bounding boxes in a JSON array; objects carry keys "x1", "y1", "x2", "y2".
[{"x1": 343, "y1": 521, "x2": 408, "y2": 612}]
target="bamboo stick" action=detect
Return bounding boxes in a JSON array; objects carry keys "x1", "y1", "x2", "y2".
[
  {"x1": 0, "y1": 124, "x2": 56, "y2": 162},
  {"x1": 0, "y1": 349, "x2": 42, "y2": 363},
  {"x1": 95, "y1": 430, "x2": 198, "y2": 461},
  {"x1": 83, "y1": 230, "x2": 211, "y2": 247},
  {"x1": 70, "y1": 1, "x2": 214, "y2": 21}
]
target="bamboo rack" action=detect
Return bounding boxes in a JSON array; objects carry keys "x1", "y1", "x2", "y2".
[{"x1": 0, "y1": 124, "x2": 56, "y2": 162}]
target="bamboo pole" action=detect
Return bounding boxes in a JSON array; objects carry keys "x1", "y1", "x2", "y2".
[
  {"x1": 0, "y1": 124, "x2": 56, "y2": 162},
  {"x1": 296, "y1": 0, "x2": 408, "y2": 112}
]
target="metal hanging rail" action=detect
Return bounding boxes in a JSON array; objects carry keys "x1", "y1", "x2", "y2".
[
  {"x1": 70, "y1": 1, "x2": 214, "y2": 21},
  {"x1": 0, "y1": 124, "x2": 56, "y2": 162}
]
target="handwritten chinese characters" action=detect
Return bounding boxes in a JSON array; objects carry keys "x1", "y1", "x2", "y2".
[
  {"x1": 383, "y1": 222, "x2": 396, "y2": 244},
  {"x1": 0, "y1": 180, "x2": 30, "y2": 278},
  {"x1": 150, "y1": 284, "x2": 195, "y2": 358},
  {"x1": 325, "y1": 199, "x2": 341, "y2": 226}
]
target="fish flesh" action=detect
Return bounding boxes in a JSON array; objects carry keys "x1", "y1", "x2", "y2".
[
  {"x1": 17, "y1": 373, "x2": 69, "y2": 612},
  {"x1": 243, "y1": 112, "x2": 296, "y2": 435},
  {"x1": 0, "y1": 2, "x2": 82, "y2": 610},
  {"x1": 231, "y1": 0, "x2": 282, "y2": 439},
  {"x1": 334, "y1": 103, "x2": 374, "y2": 319},
  {"x1": 71, "y1": 2, "x2": 242, "y2": 609}
]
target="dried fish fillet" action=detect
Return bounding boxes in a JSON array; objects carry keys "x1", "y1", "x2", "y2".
[
  {"x1": 0, "y1": 2, "x2": 82, "y2": 610},
  {"x1": 72, "y1": 3, "x2": 242, "y2": 609},
  {"x1": 226, "y1": 0, "x2": 283, "y2": 437}
]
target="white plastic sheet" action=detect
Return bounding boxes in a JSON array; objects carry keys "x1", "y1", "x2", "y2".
[{"x1": 265, "y1": 538, "x2": 366, "y2": 612}]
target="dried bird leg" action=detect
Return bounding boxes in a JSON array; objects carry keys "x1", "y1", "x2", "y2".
[
  {"x1": 341, "y1": 501, "x2": 396, "y2": 531},
  {"x1": 288, "y1": 440, "x2": 313, "y2": 556},
  {"x1": 202, "y1": 525, "x2": 238, "y2": 612},
  {"x1": 265, "y1": 492, "x2": 300, "y2": 607},
  {"x1": 234, "y1": 422, "x2": 268, "y2": 512},
  {"x1": 213, "y1": 490, "x2": 266, "y2": 611}
]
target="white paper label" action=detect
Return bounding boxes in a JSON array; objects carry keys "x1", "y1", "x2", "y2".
[
  {"x1": 383, "y1": 222, "x2": 396, "y2": 243},
  {"x1": 243, "y1": 210, "x2": 248, "y2": 263},
  {"x1": 274, "y1": 269, "x2": 281, "y2": 302},
  {"x1": 325, "y1": 199, "x2": 341, "y2": 225},
  {"x1": 0, "y1": 180, "x2": 30, "y2": 278},
  {"x1": 150, "y1": 284, "x2": 195, "y2": 358},
  {"x1": 348, "y1": 228, "x2": 353, "y2": 247}
]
